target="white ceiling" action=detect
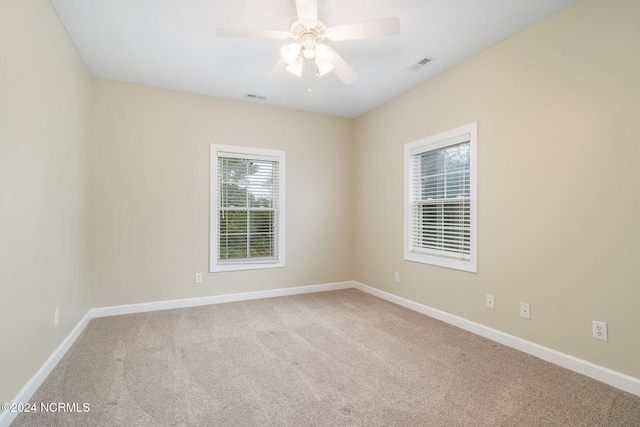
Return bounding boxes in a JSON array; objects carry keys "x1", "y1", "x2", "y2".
[{"x1": 50, "y1": 0, "x2": 576, "y2": 118}]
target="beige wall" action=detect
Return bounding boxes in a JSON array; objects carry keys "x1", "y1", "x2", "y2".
[
  {"x1": 3, "y1": 0, "x2": 639, "y2": 406},
  {"x1": 0, "y1": 0, "x2": 92, "y2": 403},
  {"x1": 354, "y1": 0, "x2": 640, "y2": 378},
  {"x1": 89, "y1": 79, "x2": 354, "y2": 307}
]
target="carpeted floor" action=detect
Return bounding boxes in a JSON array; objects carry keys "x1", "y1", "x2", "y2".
[{"x1": 13, "y1": 289, "x2": 640, "y2": 426}]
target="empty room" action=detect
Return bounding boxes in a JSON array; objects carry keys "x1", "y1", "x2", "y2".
[{"x1": 2, "y1": 0, "x2": 640, "y2": 425}]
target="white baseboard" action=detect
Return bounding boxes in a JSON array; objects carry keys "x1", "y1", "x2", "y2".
[
  {"x1": 0, "y1": 310, "x2": 93, "y2": 427},
  {"x1": 353, "y1": 281, "x2": 640, "y2": 397},
  {"x1": 91, "y1": 281, "x2": 355, "y2": 318}
]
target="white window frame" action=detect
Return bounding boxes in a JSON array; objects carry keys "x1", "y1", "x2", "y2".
[
  {"x1": 210, "y1": 144, "x2": 286, "y2": 272},
  {"x1": 404, "y1": 123, "x2": 477, "y2": 273}
]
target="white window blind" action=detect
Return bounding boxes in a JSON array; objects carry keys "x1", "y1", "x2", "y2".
[
  {"x1": 404, "y1": 123, "x2": 477, "y2": 273},
  {"x1": 409, "y1": 141, "x2": 470, "y2": 258},
  {"x1": 211, "y1": 145, "x2": 285, "y2": 272}
]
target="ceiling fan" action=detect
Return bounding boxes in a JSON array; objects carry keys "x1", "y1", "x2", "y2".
[{"x1": 216, "y1": 0, "x2": 400, "y2": 84}]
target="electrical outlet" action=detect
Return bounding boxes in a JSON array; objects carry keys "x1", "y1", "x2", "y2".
[
  {"x1": 394, "y1": 272, "x2": 400, "y2": 282},
  {"x1": 520, "y1": 303, "x2": 531, "y2": 319},
  {"x1": 486, "y1": 295, "x2": 495, "y2": 310},
  {"x1": 55, "y1": 309, "x2": 60, "y2": 327},
  {"x1": 593, "y1": 321, "x2": 608, "y2": 341},
  {"x1": 195, "y1": 273, "x2": 203, "y2": 284}
]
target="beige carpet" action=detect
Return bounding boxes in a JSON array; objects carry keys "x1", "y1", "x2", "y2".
[{"x1": 13, "y1": 289, "x2": 640, "y2": 426}]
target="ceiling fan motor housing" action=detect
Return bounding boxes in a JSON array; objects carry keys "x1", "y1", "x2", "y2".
[
  {"x1": 290, "y1": 18, "x2": 327, "y2": 41},
  {"x1": 289, "y1": 18, "x2": 328, "y2": 60}
]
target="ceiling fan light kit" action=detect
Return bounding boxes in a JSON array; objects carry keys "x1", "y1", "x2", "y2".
[{"x1": 216, "y1": 0, "x2": 400, "y2": 85}]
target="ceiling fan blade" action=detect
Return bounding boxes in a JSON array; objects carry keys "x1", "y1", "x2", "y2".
[
  {"x1": 267, "y1": 59, "x2": 287, "y2": 80},
  {"x1": 330, "y1": 50, "x2": 358, "y2": 84},
  {"x1": 327, "y1": 17, "x2": 400, "y2": 41},
  {"x1": 216, "y1": 28, "x2": 289, "y2": 39},
  {"x1": 295, "y1": 0, "x2": 318, "y2": 27}
]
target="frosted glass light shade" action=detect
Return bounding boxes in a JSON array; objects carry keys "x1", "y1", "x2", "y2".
[
  {"x1": 280, "y1": 43, "x2": 302, "y2": 64},
  {"x1": 286, "y1": 58, "x2": 304, "y2": 77}
]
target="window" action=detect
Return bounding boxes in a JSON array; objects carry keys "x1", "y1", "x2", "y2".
[
  {"x1": 404, "y1": 123, "x2": 477, "y2": 273},
  {"x1": 210, "y1": 145, "x2": 285, "y2": 272}
]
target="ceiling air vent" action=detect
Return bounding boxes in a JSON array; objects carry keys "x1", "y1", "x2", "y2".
[
  {"x1": 244, "y1": 93, "x2": 267, "y2": 101},
  {"x1": 408, "y1": 56, "x2": 434, "y2": 72}
]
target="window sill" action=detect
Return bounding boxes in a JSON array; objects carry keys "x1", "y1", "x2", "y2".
[
  {"x1": 210, "y1": 261, "x2": 285, "y2": 273},
  {"x1": 404, "y1": 251, "x2": 477, "y2": 273}
]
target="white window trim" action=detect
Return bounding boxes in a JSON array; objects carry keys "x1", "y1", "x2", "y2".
[
  {"x1": 404, "y1": 122, "x2": 478, "y2": 273},
  {"x1": 210, "y1": 144, "x2": 286, "y2": 273}
]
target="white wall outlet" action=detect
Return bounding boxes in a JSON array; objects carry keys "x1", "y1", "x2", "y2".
[
  {"x1": 54, "y1": 309, "x2": 60, "y2": 327},
  {"x1": 486, "y1": 295, "x2": 495, "y2": 310},
  {"x1": 520, "y1": 302, "x2": 531, "y2": 319},
  {"x1": 394, "y1": 272, "x2": 400, "y2": 282},
  {"x1": 593, "y1": 320, "x2": 608, "y2": 341},
  {"x1": 195, "y1": 273, "x2": 203, "y2": 284}
]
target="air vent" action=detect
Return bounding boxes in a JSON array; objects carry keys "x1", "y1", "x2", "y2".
[
  {"x1": 408, "y1": 56, "x2": 434, "y2": 72},
  {"x1": 244, "y1": 93, "x2": 267, "y2": 101}
]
